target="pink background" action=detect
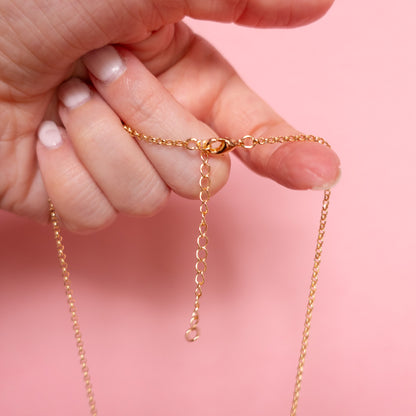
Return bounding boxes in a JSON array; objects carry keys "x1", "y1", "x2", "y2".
[{"x1": 1, "y1": 1, "x2": 415, "y2": 415}]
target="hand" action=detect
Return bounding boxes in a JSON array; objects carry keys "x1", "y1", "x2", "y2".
[{"x1": 0, "y1": 0, "x2": 339, "y2": 231}]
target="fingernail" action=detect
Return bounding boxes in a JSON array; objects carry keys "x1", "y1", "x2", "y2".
[
  {"x1": 83, "y1": 45, "x2": 126, "y2": 83},
  {"x1": 59, "y1": 78, "x2": 91, "y2": 109},
  {"x1": 38, "y1": 121, "x2": 63, "y2": 149},
  {"x1": 312, "y1": 168, "x2": 342, "y2": 190}
]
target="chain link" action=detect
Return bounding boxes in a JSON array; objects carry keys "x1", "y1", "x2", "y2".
[
  {"x1": 49, "y1": 202, "x2": 98, "y2": 416},
  {"x1": 290, "y1": 189, "x2": 331, "y2": 416},
  {"x1": 50, "y1": 125, "x2": 333, "y2": 415},
  {"x1": 123, "y1": 124, "x2": 330, "y2": 152},
  {"x1": 185, "y1": 151, "x2": 210, "y2": 342}
]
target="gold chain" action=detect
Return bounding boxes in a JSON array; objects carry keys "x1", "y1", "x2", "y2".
[
  {"x1": 185, "y1": 150, "x2": 210, "y2": 342},
  {"x1": 49, "y1": 205, "x2": 98, "y2": 416},
  {"x1": 123, "y1": 124, "x2": 330, "y2": 153},
  {"x1": 49, "y1": 126, "x2": 332, "y2": 416},
  {"x1": 290, "y1": 188, "x2": 330, "y2": 415}
]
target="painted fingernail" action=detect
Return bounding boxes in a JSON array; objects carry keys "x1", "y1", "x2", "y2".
[
  {"x1": 312, "y1": 168, "x2": 342, "y2": 190},
  {"x1": 38, "y1": 121, "x2": 63, "y2": 149},
  {"x1": 59, "y1": 78, "x2": 91, "y2": 109},
  {"x1": 83, "y1": 45, "x2": 126, "y2": 83}
]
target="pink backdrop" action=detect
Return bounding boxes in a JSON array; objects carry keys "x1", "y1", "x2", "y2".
[{"x1": 1, "y1": 0, "x2": 415, "y2": 415}]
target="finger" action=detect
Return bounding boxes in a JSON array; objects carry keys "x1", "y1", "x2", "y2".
[
  {"x1": 82, "y1": 45, "x2": 230, "y2": 199},
  {"x1": 186, "y1": 0, "x2": 335, "y2": 28},
  {"x1": 208, "y1": 74, "x2": 341, "y2": 190},
  {"x1": 57, "y1": 78, "x2": 170, "y2": 216},
  {"x1": 150, "y1": 33, "x2": 340, "y2": 190},
  {"x1": 36, "y1": 121, "x2": 116, "y2": 232},
  {"x1": 123, "y1": 1, "x2": 334, "y2": 75},
  {"x1": 7, "y1": 0, "x2": 335, "y2": 95}
]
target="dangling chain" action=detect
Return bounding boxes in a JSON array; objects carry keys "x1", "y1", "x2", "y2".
[
  {"x1": 49, "y1": 126, "x2": 332, "y2": 416},
  {"x1": 290, "y1": 188, "x2": 330, "y2": 415},
  {"x1": 49, "y1": 207, "x2": 98, "y2": 416},
  {"x1": 185, "y1": 150, "x2": 211, "y2": 342}
]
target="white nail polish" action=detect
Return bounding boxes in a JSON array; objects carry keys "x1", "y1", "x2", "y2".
[
  {"x1": 83, "y1": 45, "x2": 126, "y2": 83},
  {"x1": 38, "y1": 121, "x2": 63, "y2": 149},
  {"x1": 59, "y1": 78, "x2": 91, "y2": 109},
  {"x1": 312, "y1": 169, "x2": 342, "y2": 190}
]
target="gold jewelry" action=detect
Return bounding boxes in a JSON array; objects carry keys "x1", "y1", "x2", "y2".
[{"x1": 49, "y1": 126, "x2": 332, "y2": 416}]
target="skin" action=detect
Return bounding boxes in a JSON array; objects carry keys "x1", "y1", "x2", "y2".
[{"x1": 0, "y1": 0, "x2": 339, "y2": 232}]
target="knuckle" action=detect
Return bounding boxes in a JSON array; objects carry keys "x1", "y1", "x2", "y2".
[
  {"x1": 124, "y1": 80, "x2": 165, "y2": 126},
  {"x1": 58, "y1": 191, "x2": 117, "y2": 234},
  {"x1": 120, "y1": 185, "x2": 170, "y2": 217},
  {"x1": 64, "y1": 209, "x2": 117, "y2": 234}
]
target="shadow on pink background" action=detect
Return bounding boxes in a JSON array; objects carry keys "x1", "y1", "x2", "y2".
[{"x1": 1, "y1": 1, "x2": 415, "y2": 415}]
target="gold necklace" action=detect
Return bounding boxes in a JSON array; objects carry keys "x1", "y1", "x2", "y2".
[{"x1": 49, "y1": 125, "x2": 332, "y2": 416}]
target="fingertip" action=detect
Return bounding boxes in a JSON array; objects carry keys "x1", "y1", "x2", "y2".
[
  {"x1": 172, "y1": 152, "x2": 231, "y2": 200},
  {"x1": 208, "y1": 153, "x2": 232, "y2": 196},
  {"x1": 266, "y1": 141, "x2": 340, "y2": 190},
  {"x1": 62, "y1": 208, "x2": 117, "y2": 234},
  {"x1": 297, "y1": 0, "x2": 336, "y2": 26},
  {"x1": 37, "y1": 120, "x2": 64, "y2": 149},
  {"x1": 312, "y1": 167, "x2": 341, "y2": 191},
  {"x1": 83, "y1": 45, "x2": 127, "y2": 84},
  {"x1": 235, "y1": 0, "x2": 335, "y2": 28},
  {"x1": 58, "y1": 78, "x2": 92, "y2": 110}
]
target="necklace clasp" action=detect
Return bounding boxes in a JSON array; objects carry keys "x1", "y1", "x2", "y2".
[{"x1": 202, "y1": 137, "x2": 236, "y2": 154}]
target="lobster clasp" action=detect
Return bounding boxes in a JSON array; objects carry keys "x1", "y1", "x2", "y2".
[{"x1": 203, "y1": 138, "x2": 236, "y2": 154}]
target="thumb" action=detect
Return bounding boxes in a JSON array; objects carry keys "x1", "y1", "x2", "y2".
[{"x1": 3, "y1": 0, "x2": 335, "y2": 67}]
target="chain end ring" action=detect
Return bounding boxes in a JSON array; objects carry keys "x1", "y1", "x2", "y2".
[{"x1": 185, "y1": 327, "x2": 200, "y2": 342}]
